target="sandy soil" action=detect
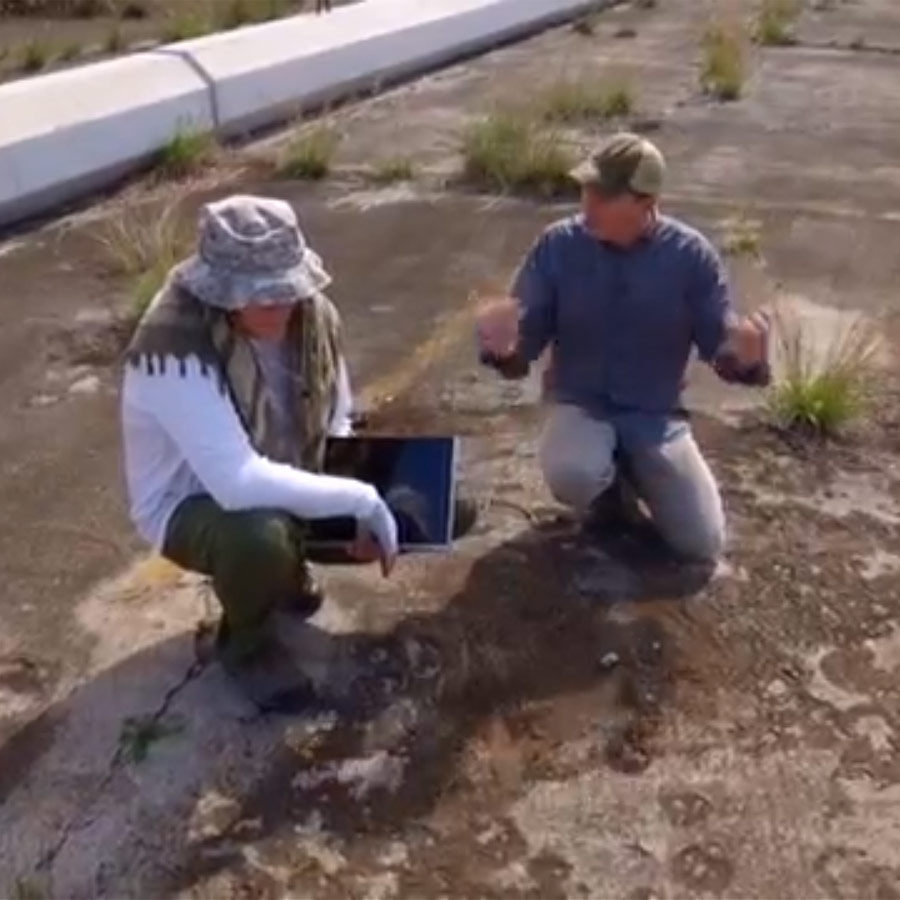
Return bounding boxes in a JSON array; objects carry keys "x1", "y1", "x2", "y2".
[{"x1": 2, "y1": 0, "x2": 900, "y2": 896}]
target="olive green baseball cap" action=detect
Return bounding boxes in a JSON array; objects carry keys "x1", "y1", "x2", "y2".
[{"x1": 570, "y1": 132, "x2": 666, "y2": 196}]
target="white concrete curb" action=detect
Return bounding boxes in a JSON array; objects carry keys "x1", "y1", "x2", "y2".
[{"x1": 0, "y1": 0, "x2": 598, "y2": 228}]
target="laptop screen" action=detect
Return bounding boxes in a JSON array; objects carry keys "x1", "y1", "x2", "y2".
[{"x1": 306, "y1": 435, "x2": 458, "y2": 551}]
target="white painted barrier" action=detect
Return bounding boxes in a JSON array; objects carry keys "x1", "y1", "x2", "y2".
[
  {"x1": 0, "y1": 0, "x2": 596, "y2": 228},
  {"x1": 173, "y1": 0, "x2": 595, "y2": 135},
  {"x1": 0, "y1": 54, "x2": 212, "y2": 226}
]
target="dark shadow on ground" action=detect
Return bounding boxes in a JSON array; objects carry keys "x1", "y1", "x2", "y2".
[{"x1": 161, "y1": 519, "x2": 714, "y2": 894}]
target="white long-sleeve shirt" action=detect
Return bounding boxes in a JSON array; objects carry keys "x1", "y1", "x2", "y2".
[{"x1": 122, "y1": 353, "x2": 378, "y2": 549}]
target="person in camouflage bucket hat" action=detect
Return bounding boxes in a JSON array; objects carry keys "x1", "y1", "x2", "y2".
[
  {"x1": 476, "y1": 133, "x2": 771, "y2": 566},
  {"x1": 121, "y1": 195, "x2": 402, "y2": 713}
]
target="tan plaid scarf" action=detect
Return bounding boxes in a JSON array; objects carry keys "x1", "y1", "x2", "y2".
[{"x1": 126, "y1": 280, "x2": 341, "y2": 472}]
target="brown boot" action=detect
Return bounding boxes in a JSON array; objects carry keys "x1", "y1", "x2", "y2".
[{"x1": 216, "y1": 626, "x2": 318, "y2": 714}]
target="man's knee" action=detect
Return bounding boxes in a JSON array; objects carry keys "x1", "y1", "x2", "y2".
[
  {"x1": 664, "y1": 512, "x2": 725, "y2": 563},
  {"x1": 217, "y1": 509, "x2": 300, "y2": 585},
  {"x1": 542, "y1": 452, "x2": 616, "y2": 511}
]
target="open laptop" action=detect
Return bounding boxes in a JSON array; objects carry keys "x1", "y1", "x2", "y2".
[{"x1": 306, "y1": 435, "x2": 459, "y2": 552}]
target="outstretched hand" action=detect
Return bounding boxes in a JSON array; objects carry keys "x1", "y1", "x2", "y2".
[
  {"x1": 476, "y1": 296, "x2": 520, "y2": 360},
  {"x1": 723, "y1": 310, "x2": 771, "y2": 369},
  {"x1": 353, "y1": 499, "x2": 399, "y2": 577}
]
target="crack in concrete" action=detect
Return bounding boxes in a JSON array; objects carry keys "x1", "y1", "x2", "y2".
[{"x1": 33, "y1": 659, "x2": 207, "y2": 876}]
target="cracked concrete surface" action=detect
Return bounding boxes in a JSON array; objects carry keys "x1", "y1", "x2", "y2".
[{"x1": 3, "y1": 0, "x2": 900, "y2": 896}]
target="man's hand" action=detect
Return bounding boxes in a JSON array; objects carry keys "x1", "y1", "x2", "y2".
[
  {"x1": 476, "y1": 296, "x2": 520, "y2": 360},
  {"x1": 722, "y1": 311, "x2": 770, "y2": 369},
  {"x1": 356, "y1": 497, "x2": 398, "y2": 577},
  {"x1": 347, "y1": 533, "x2": 382, "y2": 565},
  {"x1": 713, "y1": 310, "x2": 772, "y2": 387}
]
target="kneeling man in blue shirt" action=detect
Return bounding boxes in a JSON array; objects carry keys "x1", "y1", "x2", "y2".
[{"x1": 476, "y1": 133, "x2": 770, "y2": 562}]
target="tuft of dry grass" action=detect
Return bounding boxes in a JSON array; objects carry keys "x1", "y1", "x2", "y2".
[
  {"x1": 461, "y1": 110, "x2": 575, "y2": 197},
  {"x1": 155, "y1": 126, "x2": 217, "y2": 179},
  {"x1": 95, "y1": 201, "x2": 194, "y2": 319},
  {"x1": 537, "y1": 75, "x2": 636, "y2": 123},
  {"x1": 768, "y1": 307, "x2": 881, "y2": 436},
  {"x1": 753, "y1": 0, "x2": 799, "y2": 46},
  {"x1": 277, "y1": 127, "x2": 341, "y2": 180},
  {"x1": 700, "y1": 21, "x2": 746, "y2": 101}
]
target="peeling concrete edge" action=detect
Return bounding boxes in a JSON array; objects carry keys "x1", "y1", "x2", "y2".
[{"x1": 0, "y1": 0, "x2": 609, "y2": 232}]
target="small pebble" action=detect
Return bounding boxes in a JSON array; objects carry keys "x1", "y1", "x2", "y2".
[{"x1": 599, "y1": 651, "x2": 620, "y2": 670}]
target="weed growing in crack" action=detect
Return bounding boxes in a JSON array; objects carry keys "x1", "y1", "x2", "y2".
[
  {"x1": 461, "y1": 110, "x2": 575, "y2": 197},
  {"x1": 156, "y1": 126, "x2": 217, "y2": 180},
  {"x1": 277, "y1": 127, "x2": 341, "y2": 180},
  {"x1": 700, "y1": 22, "x2": 746, "y2": 101},
  {"x1": 537, "y1": 75, "x2": 636, "y2": 123},
  {"x1": 754, "y1": 0, "x2": 799, "y2": 46},
  {"x1": 768, "y1": 309, "x2": 881, "y2": 436},
  {"x1": 118, "y1": 713, "x2": 185, "y2": 763}
]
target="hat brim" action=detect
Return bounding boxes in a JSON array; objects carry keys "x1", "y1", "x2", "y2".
[
  {"x1": 569, "y1": 159, "x2": 600, "y2": 186},
  {"x1": 173, "y1": 248, "x2": 332, "y2": 310}
]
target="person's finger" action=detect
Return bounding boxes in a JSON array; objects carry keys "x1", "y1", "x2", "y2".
[{"x1": 380, "y1": 551, "x2": 397, "y2": 577}]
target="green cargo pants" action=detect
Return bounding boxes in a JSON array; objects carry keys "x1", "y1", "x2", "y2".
[{"x1": 163, "y1": 495, "x2": 313, "y2": 663}]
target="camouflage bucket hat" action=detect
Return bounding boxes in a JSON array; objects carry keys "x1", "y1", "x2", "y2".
[
  {"x1": 173, "y1": 194, "x2": 331, "y2": 310},
  {"x1": 570, "y1": 132, "x2": 666, "y2": 197}
]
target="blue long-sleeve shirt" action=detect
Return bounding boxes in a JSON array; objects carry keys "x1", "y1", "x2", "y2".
[{"x1": 510, "y1": 213, "x2": 737, "y2": 448}]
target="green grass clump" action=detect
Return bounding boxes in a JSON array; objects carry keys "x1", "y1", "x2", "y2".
[
  {"x1": 461, "y1": 111, "x2": 575, "y2": 197},
  {"x1": 721, "y1": 213, "x2": 762, "y2": 257},
  {"x1": 537, "y1": 76, "x2": 635, "y2": 123},
  {"x1": 753, "y1": 0, "x2": 799, "y2": 46},
  {"x1": 118, "y1": 714, "x2": 184, "y2": 763},
  {"x1": 277, "y1": 127, "x2": 341, "y2": 180},
  {"x1": 162, "y1": 11, "x2": 212, "y2": 43},
  {"x1": 700, "y1": 22, "x2": 746, "y2": 101},
  {"x1": 768, "y1": 311, "x2": 881, "y2": 436},
  {"x1": 369, "y1": 156, "x2": 416, "y2": 184},
  {"x1": 155, "y1": 127, "x2": 217, "y2": 179}
]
